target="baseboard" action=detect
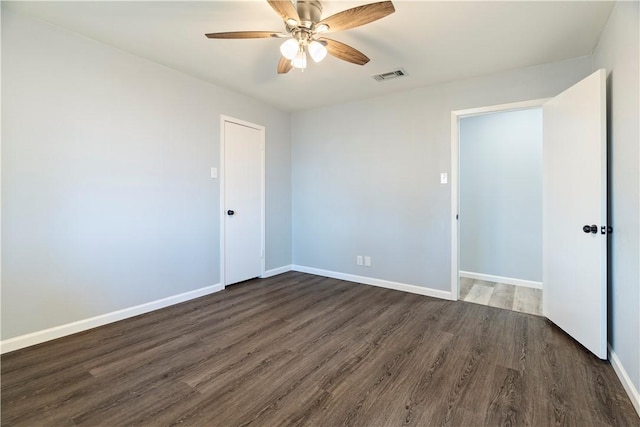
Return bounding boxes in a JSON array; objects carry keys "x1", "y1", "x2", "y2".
[
  {"x1": 0, "y1": 283, "x2": 224, "y2": 354},
  {"x1": 262, "y1": 265, "x2": 292, "y2": 278},
  {"x1": 608, "y1": 344, "x2": 640, "y2": 417},
  {"x1": 291, "y1": 265, "x2": 453, "y2": 301},
  {"x1": 459, "y1": 271, "x2": 542, "y2": 290}
]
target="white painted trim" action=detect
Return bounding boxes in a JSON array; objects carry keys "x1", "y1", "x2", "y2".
[
  {"x1": 451, "y1": 111, "x2": 460, "y2": 301},
  {"x1": 292, "y1": 265, "x2": 453, "y2": 301},
  {"x1": 220, "y1": 115, "x2": 266, "y2": 287},
  {"x1": 451, "y1": 98, "x2": 551, "y2": 118},
  {"x1": 450, "y1": 98, "x2": 549, "y2": 302},
  {"x1": 220, "y1": 116, "x2": 227, "y2": 288},
  {"x1": 262, "y1": 265, "x2": 292, "y2": 278},
  {"x1": 459, "y1": 271, "x2": 543, "y2": 289},
  {"x1": 0, "y1": 283, "x2": 223, "y2": 354},
  {"x1": 609, "y1": 344, "x2": 640, "y2": 417}
]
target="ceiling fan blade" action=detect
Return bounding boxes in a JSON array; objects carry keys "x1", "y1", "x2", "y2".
[
  {"x1": 277, "y1": 56, "x2": 293, "y2": 74},
  {"x1": 205, "y1": 31, "x2": 280, "y2": 39},
  {"x1": 320, "y1": 38, "x2": 370, "y2": 66},
  {"x1": 267, "y1": 0, "x2": 301, "y2": 24},
  {"x1": 317, "y1": 1, "x2": 395, "y2": 33}
]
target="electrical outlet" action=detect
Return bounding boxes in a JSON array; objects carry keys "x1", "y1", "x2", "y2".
[
  {"x1": 356, "y1": 255, "x2": 363, "y2": 266},
  {"x1": 364, "y1": 256, "x2": 371, "y2": 267}
]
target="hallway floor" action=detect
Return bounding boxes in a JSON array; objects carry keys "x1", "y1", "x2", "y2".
[{"x1": 460, "y1": 277, "x2": 543, "y2": 316}]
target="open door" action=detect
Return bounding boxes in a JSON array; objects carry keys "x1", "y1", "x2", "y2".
[{"x1": 543, "y1": 69, "x2": 607, "y2": 359}]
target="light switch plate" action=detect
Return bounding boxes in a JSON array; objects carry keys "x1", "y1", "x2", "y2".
[
  {"x1": 211, "y1": 167, "x2": 218, "y2": 179},
  {"x1": 440, "y1": 173, "x2": 448, "y2": 184}
]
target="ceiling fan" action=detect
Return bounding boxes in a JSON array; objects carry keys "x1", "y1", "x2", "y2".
[{"x1": 205, "y1": 0, "x2": 395, "y2": 74}]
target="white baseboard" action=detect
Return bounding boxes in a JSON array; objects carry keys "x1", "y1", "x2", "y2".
[
  {"x1": 608, "y1": 344, "x2": 640, "y2": 417},
  {"x1": 459, "y1": 271, "x2": 542, "y2": 290},
  {"x1": 262, "y1": 265, "x2": 292, "y2": 278},
  {"x1": 0, "y1": 283, "x2": 223, "y2": 354},
  {"x1": 291, "y1": 265, "x2": 453, "y2": 301}
]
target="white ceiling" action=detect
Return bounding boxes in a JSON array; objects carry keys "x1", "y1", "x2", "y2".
[{"x1": 4, "y1": 1, "x2": 614, "y2": 111}]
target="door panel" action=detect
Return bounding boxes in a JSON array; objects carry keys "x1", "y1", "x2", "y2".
[
  {"x1": 543, "y1": 69, "x2": 607, "y2": 359},
  {"x1": 224, "y1": 120, "x2": 264, "y2": 285}
]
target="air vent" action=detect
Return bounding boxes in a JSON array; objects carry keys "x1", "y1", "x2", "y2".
[{"x1": 371, "y1": 68, "x2": 408, "y2": 82}]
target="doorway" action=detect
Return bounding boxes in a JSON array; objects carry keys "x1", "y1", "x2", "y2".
[
  {"x1": 451, "y1": 99, "x2": 547, "y2": 316},
  {"x1": 459, "y1": 107, "x2": 543, "y2": 316},
  {"x1": 220, "y1": 116, "x2": 265, "y2": 287}
]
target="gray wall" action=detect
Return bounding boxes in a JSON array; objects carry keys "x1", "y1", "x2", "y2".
[
  {"x1": 460, "y1": 109, "x2": 542, "y2": 282},
  {"x1": 292, "y1": 56, "x2": 593, "y2": 290},
  {"x1": 594, "y1": 1, "x2": 640, "y2": 393},
  {"x1": 1, "y1": 10, "x2": 292, "y2": 340}
]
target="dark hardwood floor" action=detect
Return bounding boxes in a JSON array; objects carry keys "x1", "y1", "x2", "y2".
[{"x1": 2, "y1": 271, "x2": 638, "y2": 426}]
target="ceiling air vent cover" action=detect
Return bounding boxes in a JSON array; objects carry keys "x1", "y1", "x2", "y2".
[{"x1": 371, "y1": 68, "x2": 408, "y2": 82}]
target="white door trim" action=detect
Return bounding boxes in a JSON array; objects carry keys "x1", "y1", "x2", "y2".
[
  {"x1": 220, "y1": 115, "x2": 266, "y2": 288},
  {"x1": 450, "y1": 98, "x2": 549, "y2": 300}
]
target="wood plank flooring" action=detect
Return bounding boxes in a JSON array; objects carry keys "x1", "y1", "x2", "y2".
[
  {"x1": 2, "y1": 271, "x2": 638, "y2": 426},
  {"x1": 460, "y1": 277, "x2": 543, "y2": 316}
]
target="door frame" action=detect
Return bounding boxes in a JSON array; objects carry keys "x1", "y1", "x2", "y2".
[
  {"x1": 450, "y1": 98, "x2": 549, "y2": 300},
  {"x1": 220, "y1": 115, "x2": 266, "y2": 288}
]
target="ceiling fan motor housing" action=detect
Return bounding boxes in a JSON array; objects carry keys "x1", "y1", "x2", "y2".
[{"x1": 296, "y1": 0, "x2": 323, "y2": 28}]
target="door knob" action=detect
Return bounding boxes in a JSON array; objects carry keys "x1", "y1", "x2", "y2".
[
  {"x1": 227, "y1": 210, "x2": 235, "y2": 216},
  {"x1": 583, "y1": 224, "x2": 597, "y2": 234}
]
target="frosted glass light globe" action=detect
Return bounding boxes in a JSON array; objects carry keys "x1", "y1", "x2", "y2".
[
  {"x1": 308, "y1": 40, "x2": 328, "y2": 62},
  {"x1": 292, "y1": 50, "x2": 307, "y2": 69},
  {"x1": 280, "y1": 39, "x2": 299, "y2": 60}
]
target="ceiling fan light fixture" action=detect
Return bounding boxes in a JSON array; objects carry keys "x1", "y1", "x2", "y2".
[
  {"x1": 308, "y1": 40, "x2": 327, "y2": 62},
  {"x1": 280, "y1": 38, "x2": 299, "y2": 60},
  {"x1": 292, "y1": 50, "x2": 307, "y2": 70}
]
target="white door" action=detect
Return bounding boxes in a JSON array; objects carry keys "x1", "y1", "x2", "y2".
[
  {"x1": 222, "y1": 118, "x2": 264, "y2": 286},
  {"x1": 543, "y1": 69, "x2": 607, "y2": 359}
]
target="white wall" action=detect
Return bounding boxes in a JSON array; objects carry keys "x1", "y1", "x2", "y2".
[
  {"x1": 292, "y1": 56, "x2": 592, "y2": 292},
  {"x1": 1, "y1": 10, "x2": 292, "y2": 340},
  {"x1": 593, "y1": 0, "x2": 640, "y2": 400},
  {"x1": 460, "y1": 108, "x2": 542, "y2": 283}
]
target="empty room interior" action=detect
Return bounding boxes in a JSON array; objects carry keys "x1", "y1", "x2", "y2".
[{"x1": 2, "y1": 1, "x2": 639, "y2": 426}]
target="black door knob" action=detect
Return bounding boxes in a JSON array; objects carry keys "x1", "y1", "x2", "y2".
[
  {"x1": 583, "y1": 224, "x2": 597, "y2": 234},
  {"x1": 227, "y1": 210, "x2": 235, "y2": 216}
]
